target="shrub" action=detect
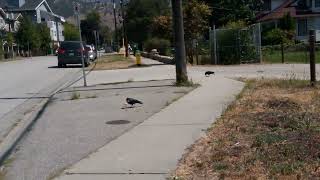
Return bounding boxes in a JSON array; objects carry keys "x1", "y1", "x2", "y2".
[
  {"x1": 216, "y1": 22, "x2": 258, "y2": 65},
  {"x1": 144, "y1": 38, "x2": 171, "y2": 56}
]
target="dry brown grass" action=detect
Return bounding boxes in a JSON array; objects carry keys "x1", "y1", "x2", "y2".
[
  {"x1": 92, "y1": 54, "x2": 136, "y2": 70},
  {"x1": 173, "y1": 79, "x2": 320, "y2": 180}
]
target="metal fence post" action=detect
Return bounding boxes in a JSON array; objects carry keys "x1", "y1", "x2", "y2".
[
  {"x1": 213, "y1": 25, "x2": 217, "y2": 64},
  {"x1": 309, "y1": 29, "x2": 316, "y2": 86},
  {"x1": 258, "y1": 23, "x2": 262, "y2": 63}
]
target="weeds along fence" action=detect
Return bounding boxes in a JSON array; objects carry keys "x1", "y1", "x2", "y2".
[
  {"x1": 262, "y1": 43, "x2": 320, "y2": 64},
  {"x1": 210, "y1": 23, "x2": 262, "y2": 65},
  {"x1": 185, "y1": 39, "x2": 211, "y2": 65}
]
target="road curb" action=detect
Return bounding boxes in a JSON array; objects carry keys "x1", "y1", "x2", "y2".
[
  {"x1": 0, "y1": 69, "x2": 84, "y2": 166},
  {"x1": 0, "y1": 97, "x2": 51, "y2": 164}
]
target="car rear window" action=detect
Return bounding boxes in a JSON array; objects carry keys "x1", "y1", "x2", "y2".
[{"x1": 61, "y1": 42, "x2": 82, "y2": 50}]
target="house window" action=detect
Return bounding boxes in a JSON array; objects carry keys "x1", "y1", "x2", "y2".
[
  {"x1": 298, "y1": 19, "x2": 308, "y2": 36},
  {"x1": 262, "y1": 0, "x2": 271, "y2": 11},
  {"x1": 315, "y1": 0, "x2": 320, "y2": 7}
]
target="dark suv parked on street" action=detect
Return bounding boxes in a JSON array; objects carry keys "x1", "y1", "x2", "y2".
[{"x1": 57, "y1": 41, "x2": 90, "y2": 68}]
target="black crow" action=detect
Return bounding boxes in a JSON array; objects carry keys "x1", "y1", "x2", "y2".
[
  {"x1": 126, "y1": 98, "x2": 143, "y2": 106},
  {"x1": 205, "y1": 71, "x2": 215, "y2": 77}
]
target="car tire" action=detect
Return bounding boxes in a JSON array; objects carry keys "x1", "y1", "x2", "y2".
[{"x1": 84, "y1": 60, "x2": 89, "y2": 67}]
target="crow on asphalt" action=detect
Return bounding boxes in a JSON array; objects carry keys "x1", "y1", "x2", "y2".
[
  {"x1": 126, "y1": 98, "x2": 143, "y2": 107},
  {"x1": 205, "y1": 71, "x2": 215, "y2": 77}
]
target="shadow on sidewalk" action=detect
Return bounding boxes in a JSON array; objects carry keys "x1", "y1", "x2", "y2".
[
  {"x1": 59, "y1": 84, "x2": 174, "y2": 94},
  {"x1": 0, "y1": 96, "x2": 49, "y2": 100}
]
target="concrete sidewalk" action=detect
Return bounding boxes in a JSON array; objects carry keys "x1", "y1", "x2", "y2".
[{"x1": 55, "y1": 63, "x2": 244, "y2": 179}]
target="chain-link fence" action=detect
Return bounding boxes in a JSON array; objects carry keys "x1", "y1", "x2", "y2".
[
  {"x1": 210, "y1": 24, "x2": 262, "y2": 65},
  {"x1": 262, "y1": 43, "x2": 320, "y2": 64}
]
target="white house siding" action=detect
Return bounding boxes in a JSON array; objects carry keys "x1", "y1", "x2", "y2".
[
  {"x1": 0, "y1": 17, "x2": 5, "y2": 30},
  {"x1": 57, "y1": 22, "x2": 64, "y2": 41},
  {"x1": 47, "y1": 21, "x2": 58, "y2": 41},
  {"x1": 296, "y1": 16, "x2": 320, "y2": 41},
  {"x1": 36, "y1": 9, "x2": 41, "y2": 23},
  {"x1": 311, "y1": 0, "x2": 320, "y2": 12},
  {"x1": 38, "y1": 4, "x2": 48, "y2": 11},
  {"x1": 271, "y1": 0, "x2": 285, "y2": 10},
  {"x1": 36, "y1": 4, "x2": 49, "y2": 23}
]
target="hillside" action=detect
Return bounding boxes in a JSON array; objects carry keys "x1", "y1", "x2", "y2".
[
  {"x1": 48, "y1": 0, "x2": 120, "y2": 30},
  {"x1": 48, "y1": 0, "x2": 120, "y2": 18}
]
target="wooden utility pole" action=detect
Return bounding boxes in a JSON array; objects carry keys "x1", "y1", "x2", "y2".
[
  {"x1": 171, "y1": 0, "x2": 188, "y2": 83},
  {"x1": 281, "y1": 40, "x2": 284, "y2": 63},
  {"x1": 309, "y1": 30, "x2": 316, "y2": 86},
  {"x1": 74, "y1": 2, "x2": 87, "y2": 87},
  {"x1": 113, "y1": 0, "x2": 118, "y2": 52},
  {"x1": 120, "y1": 0, "x2": 129, "y2": 57}
]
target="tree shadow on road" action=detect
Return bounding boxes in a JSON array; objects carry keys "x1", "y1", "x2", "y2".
[{"x1": 48, "y1": 65, "x2": 83, "y2": 69}]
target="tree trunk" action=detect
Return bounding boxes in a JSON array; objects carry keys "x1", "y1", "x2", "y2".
[
  {"x1": 281, "y1": 41, "x2": 284, "y2": 64},
  {"x1": 171, "y1": 0, "x2": 188, "y2": 83}
]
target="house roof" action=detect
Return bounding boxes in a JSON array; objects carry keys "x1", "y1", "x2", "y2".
[
  {"x1": 20, "y1": 0, "x2": 44, "y2": 10},
  {"x1": 6, "y1": 0, "x2": 53, "y2": 13},
  {"x1": 0, "y1": 8, "x2": 6, "y2": 19},
  {"x1": 0, "y1": 1, "x2": 8, "y2": 8},
  {"x1": 257, "y1": 0, "x2": 320, "y2": 22}
]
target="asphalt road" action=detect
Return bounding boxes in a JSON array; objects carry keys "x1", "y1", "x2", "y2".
[
  {"x1": 0, "y1": 56, "x2": 80, "y2": 140},
  {"x1": 4, "y1": 80, "x2": 193, "y2": 180}
]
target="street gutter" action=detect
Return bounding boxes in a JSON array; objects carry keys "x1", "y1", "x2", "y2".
[{"x1": 0, "y1": 69, "x2": 84, "y2": 165}]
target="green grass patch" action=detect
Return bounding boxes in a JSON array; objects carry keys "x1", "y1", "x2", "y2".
[
  {"x1": 70, "y1": 92, "x2": 80, "y2": 100},
  {"x1": 262, "y1": 50, "x2": 320, "y2": 64}
]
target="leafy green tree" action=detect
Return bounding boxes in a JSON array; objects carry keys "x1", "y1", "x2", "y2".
[
  {"x1": 5, "y1": 32, "x2": 14, "y2": 58},
  {"x1": 151, "y1": 15, "x2": 172, "y2": 40},
  {"x1": 100, "y1": 25, "x2": 112, "y2": 45},
  {"x1": 201, "y1": 0, "x2": 263, "y2": 26},
  {"x1": 224, "y1": 20, "x2": 247, "y2": 29},
  {"x1": 6, "y1": 32, "x2": 14, "y2": 46},
  {"x1": 81, "y1": 10, "x2": 101, "y2": 44},
  {"x1": 144, "y1": 37, "x2": 171, "y2": 55},
  {"x1": 279, "y1": 13, "x2": 296, "y2": 31},
  {"x1": 125, "y1": 0, "x2": 170, "y2": 48},
  {"x1": 64, "y1": 23, "x2": 80, "y2": 41},
  {"x1": 266, "y1": 28, "x2": 293, "y2": 63},
  {"x1": 266, "y1": 28, "x2": 292, "y2": 45},
  {"x1": 16, "y1": 17, "x2": 36, "y2": 54},
  {"x1": 184, "y1": 0, "x2": 211, "y2": 64},
  {"x1": 0, "y1": 36, "x2": 3, "y2": 60},
  {"x1": 37, "y1": 24, "x2": 51, "y2": 54},
  {"x1": 86, "y1": 10, "x2": 101, "y2": 31}
]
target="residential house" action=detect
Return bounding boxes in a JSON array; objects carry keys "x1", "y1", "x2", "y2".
[
  {"x1": 2, "y1": 0, "x2": 65, "y2": 45},
  {"x1": 257, "y1": 0, "x2": 320, "y2": 41},
  {"x1": 0, "y1": 7, "x2": 22, "y2": 58},
  {"x1": 0, "y1": 7, "x2": 21, "y2": 33}
]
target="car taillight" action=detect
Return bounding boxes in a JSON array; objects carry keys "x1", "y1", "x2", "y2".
[{"x1": 58, "y1": 48, "x2": 65, "y2": 54}]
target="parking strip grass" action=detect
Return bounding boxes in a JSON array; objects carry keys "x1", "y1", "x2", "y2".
[
  {"x1": 173, "y1": 79, "x2": 320, "y2": 179},
  {"x1": 263, "y1": 50, "x2": 320, "y2": 64},
  {"x1": 91, "y1": 54, "x2": 136, "y2": 70}
]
